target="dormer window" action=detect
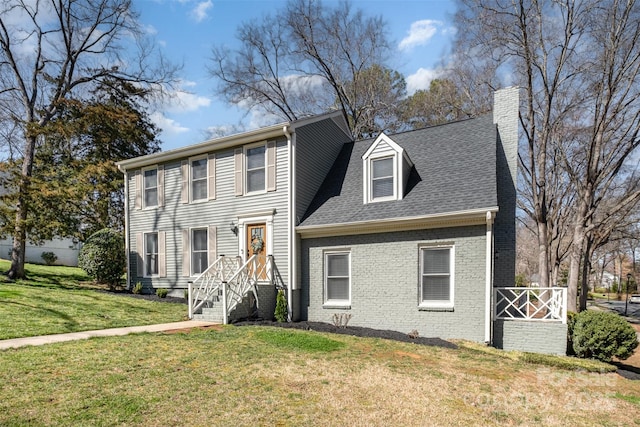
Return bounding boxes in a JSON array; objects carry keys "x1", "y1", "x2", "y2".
[
  {"x1": 371, "y1": 156, "x2": 395, "y2": 200},
  {"x1": 362, "y1": 132, "x2": 413, "y2": 204}
]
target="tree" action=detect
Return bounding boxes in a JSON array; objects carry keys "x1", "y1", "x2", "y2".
[
  {"x1": 453, "y1": 0, "x2": 640, "y2": 311},
  {"x1": 208, "y1": 0, "x2": 399, "y2": 139},
  {"x1": 17, "y1": 80, "x2": 160, "y2": 242},
  {"x1": 401, "y1": 78, "x2": 480, "y2": 129},
  {"x1": 0, "y1": 0, "x2": 175, "y2": 279}
]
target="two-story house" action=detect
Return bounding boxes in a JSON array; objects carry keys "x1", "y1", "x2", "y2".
[{"x1": 117, "y1": 87, "x2": 569, "y2": 355}]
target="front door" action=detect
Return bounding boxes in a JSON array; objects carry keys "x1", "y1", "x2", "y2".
[{"x1": 247, "y1": 223, "x2": 267, "y2": 279}]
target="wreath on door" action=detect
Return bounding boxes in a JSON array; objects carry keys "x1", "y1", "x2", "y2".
[{"x1": 250, "y1": 235, "x2": 264, "y2": 253}]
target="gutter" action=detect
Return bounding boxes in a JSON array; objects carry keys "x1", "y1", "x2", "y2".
[
  {"x1": 284, "y1": 125, "x2": 294, "y2": 321},
  {"x1": 296, "y1": 207, "x2": 500, "y2": 238},
  {"x1": 485, "y1": 210, "x2": 495, "y2": 344},
  {"x1": 116, "y1": 124, "x2": 288, "y2": 171},
  {"x1": 122, "y1": 169, "x2": 131, "y2": 290}
]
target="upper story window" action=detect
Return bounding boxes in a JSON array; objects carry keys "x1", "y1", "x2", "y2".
[
  {"x1": 143, "y1": 168, "x2": 158, "y2": 208},
  {"x1": 362, "y1": 132, "x2": 413, "y2": 204},
  {"x1": 420, "y1": 246, "x2": 454, "y2": 308},
  {"x1": 371, "y1": 157, "x2": 394, "y2": 200},
  {"x1": 246, "y1": 144, "x2": 266, "y2": 193},
  {"x1": 191, "y1": 158, "x2": 208, "y2": 202},
  {"x1": 234, "y1": 141, "x2": 276, "y2": 196},
  {"x1": 135, "y1": 165, "x2": 163, "y2": 210}
]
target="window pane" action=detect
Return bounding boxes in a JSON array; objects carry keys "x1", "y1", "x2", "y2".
[
  {"x1": 191, "y1": 159, "x2": 207, "y2": 180},
  {"x1": 423, "y1": 249, "x2": 450, "y2": 274},
  {"x1": 247, "y1": 146, "x2": 265, "y2": 169},
  {"x1": 192, "y1": 180, "x2": 207, "y2": 200},
  {"x1": 145, "y1": 233, "x2": 158, "y2": 254},
  {"x1": 144, "y1": 169, "x2": 157, "y2": 187},
  {"x1": 372, "y1": 177, "x2": 393, "y2": 198},
  {"x1": 192, "y1": 229, "x2": 208, "y2": 251},
  {"x1": 144, "y1": 188, "x2": 158, "y2": 207},
  {"x1": 146, "y1": 254, "x2": 158, "y2": 275},
  {"x1": 247, "y1": 169, "x2": 265, "y2": 192},
  {"x1": 327, "y1": 254, "x2": 349, "y2": 276},
  {"x1": 327, "y1": 278, "x2": 349, "y2": 300},
  {"x1": 422, "y1": 276, "x2": 450, "y2": 301},
  {"x1": 372, "y1": 158, "x2": 393, "y2": 178},
  {"x1": 192, "y1": 252, "x2": 208, "y2": 275}
]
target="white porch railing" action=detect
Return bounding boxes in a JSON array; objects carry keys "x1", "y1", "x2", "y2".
[
  {"x1": 494, "y1": 287, "x2": 567, "y2": 323},
  {"x1": 188, "y1": 254, "x2": 281, "y2": 323},
  {"x1": 188, "y1": 255, "x2": 242, "y2": 318}
]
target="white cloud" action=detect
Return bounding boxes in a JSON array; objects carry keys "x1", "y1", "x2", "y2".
[
  {"x1": 190, "y1": 1, "x2": 212, "y2": 22},
  {"x1": 150, "y1": 112, "x2": 189, "y2": 135},
  {"x1": 406, "y1": 67, "x2": 441, "y2": 94},
  {"x1": 159, "y1": 80, "x2": 211, "y2": 113},
  {"x1": 399, "y1": 20, "x2": 442, "y2": 51}
]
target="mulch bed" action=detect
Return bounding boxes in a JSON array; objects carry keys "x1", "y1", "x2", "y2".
[
  {"x1": 107, "y1": 290, "x2": 457, "y2": 349},
  {"x1": 234, "y1": 320, "x2": 458, "y2": 349}
]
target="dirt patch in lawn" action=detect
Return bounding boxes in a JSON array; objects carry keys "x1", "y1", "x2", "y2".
[
  {"x1": 234, "y1": 320, "x2": 458, "y2": 349},
  {"x1": 163, "y1": 324, "x2": 224, "y2": 334}
]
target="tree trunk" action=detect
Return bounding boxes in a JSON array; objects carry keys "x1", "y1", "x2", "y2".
[
  {"x1": 7, "y1": 133, "x2": 37, "y2": 280},
  {"x1": 537, "y1": 221, "x2": 550, "y2": 288},
  {"x1": 579, "y1": 238, "x2": 593, "y2": 311}
]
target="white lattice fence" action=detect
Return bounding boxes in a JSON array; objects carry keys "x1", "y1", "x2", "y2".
[{"x1": 494, "y1": 287, "x2": 567, "y2": 323}]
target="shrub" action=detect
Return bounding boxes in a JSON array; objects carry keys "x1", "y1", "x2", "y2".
[
  {"x1": 274, "y1": 289, "x2": 288, "y2": 322},
  {"x1": 41, "y1": 251, "x2": 57, "y2": 266},
  {"x1": 156, "y1": 288, "x2": 168, "y2": 298},
  {"x1": 572, "y1": 310, "x2": 638, "y2": 362},
  {"x1": 566, "y1": 311, "x2": 578, "y2": 355},
  {"x1": 132, "y1": 282, "x2": 143, "y2": 294},
  {"x1": 78, "y1": 228, "x2": 125, "y2": 289}
]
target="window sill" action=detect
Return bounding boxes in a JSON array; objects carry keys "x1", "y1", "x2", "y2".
[
  {"x1": 243, "y1": 190, "x2": 268, "y2": 196},
  {"x1": 322, "y1": 303, "x2": 351, "y2": 310},
  {"x1": 418, "y1": 305, "x2": 454, "y2": 312}
]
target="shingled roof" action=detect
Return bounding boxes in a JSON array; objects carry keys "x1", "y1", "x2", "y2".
[{"x1": 298, "y1": 115, "x2": 498, "y2": 228}]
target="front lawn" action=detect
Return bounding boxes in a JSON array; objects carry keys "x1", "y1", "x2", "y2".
[
  {"x1": 1, "y1": 326, "x2": 639, "y2": 426},
  {"x1": 0, "y1": 260, "x2": 186, "y2": 339}
]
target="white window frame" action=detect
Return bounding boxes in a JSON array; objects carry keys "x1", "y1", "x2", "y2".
[
  {"x1": 142, "y1": 166, "x2": 158, "y2": 209},
  {"x1": 190, "y1": 227, "x2": 209, "y2": 276},
  {"x1": 419, "y1": 245, "x2": 455, "y2": 309},
  {"x1": 323, "y1": 250, "x2": 351, "y2": 307},
  {"x1": 369, "y1": 155, "x2": 396, "y2": 202},
  {"x1": 189, "y1": 155, "x2": 208, "y2": 203},
  {"x1": 144, "y1": 232, "x2": 159, "y2": 277},
  {"x1": 244, "y1": 142, "x2": 267, "y2": 195}
]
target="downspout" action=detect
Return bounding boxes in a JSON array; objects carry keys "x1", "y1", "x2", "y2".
[
  {"x1": 485, "y1": 211, "x2": 494, "y2": 344},
  {"x1": 118, "y1": 164, "x2": 131, "y2": 291},
  {"x1": 284, "y1": 125, "x2": 294, "y2": 321}
]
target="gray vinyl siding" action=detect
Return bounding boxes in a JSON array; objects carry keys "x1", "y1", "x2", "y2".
[
  {"x1": 295, "y1": 117, "x2": 351, "y2": 220},
  {"x1": 127, "y1": 137, "x2": 290, "y2": 293},
  {"x1": 300, "y1": 225, "x2": 488, "y2": 342}
]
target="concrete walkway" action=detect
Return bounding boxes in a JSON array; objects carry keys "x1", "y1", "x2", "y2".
[{"x1": 0, "y1": 320, "x2": 219, "y2": 350}]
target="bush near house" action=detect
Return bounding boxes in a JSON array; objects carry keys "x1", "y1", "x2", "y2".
[
  {"x1": 571, "y1": 310, "x2": 638, "y2": 362},
  {"x1": 78, "y1": 228, "x2": 125, "y2": 289},
  {"x1": 41, "y1": 251, "x2": 57, "y2": 265},
  {"x1": 274, "y1": 289, "x2": 288, "y2": 322}
]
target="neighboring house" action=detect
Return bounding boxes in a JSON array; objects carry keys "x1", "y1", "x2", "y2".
[
  {"x1": 0, "y1": 175, "x2": 82, "y2": 266},
  {"x1": 0, "y1": 237, "x2": 81, "y2": 266},
  {"x1": 117, "y1": 87, "x2": 568, "y2": 355}
]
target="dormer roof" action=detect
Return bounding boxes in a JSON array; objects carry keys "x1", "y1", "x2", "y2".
[{"x1": 298, "y1": 115, "x2": 498, "y2": 233}]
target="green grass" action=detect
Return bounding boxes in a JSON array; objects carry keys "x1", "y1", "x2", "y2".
[
  {"x1": 0, "y1": 326, "x2": 639, "y2": 426},
  {"x1": 0, "y1": 260, "x2": 186, "y2": 339},
  {"x1": 0, "y1": 261, "x2": 638, "y2": 426}
]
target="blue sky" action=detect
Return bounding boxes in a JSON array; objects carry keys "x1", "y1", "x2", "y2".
[{"x1": 136, "y1": 0, "x2": 456, "y2": 150}]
